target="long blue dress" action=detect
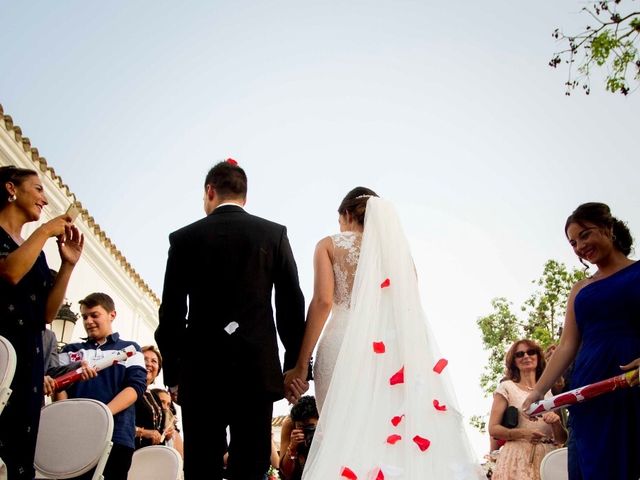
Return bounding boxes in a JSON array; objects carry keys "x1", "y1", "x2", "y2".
[
  {"x1": 570, "y1": 260, "x2": 640, "y2": 480},
  {"x1": 0, "y1": 227, "x2": 52, "y2": 480}
]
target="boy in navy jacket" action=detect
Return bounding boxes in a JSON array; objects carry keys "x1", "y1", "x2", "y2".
[{"x1": 57, "y1": 292, "x2": 146, "y2": 480}]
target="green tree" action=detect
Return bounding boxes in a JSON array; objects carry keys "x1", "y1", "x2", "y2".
[
  {"x1": 471, "y1": 260, "x2": 586, "y2": 432},
  {"x1": 550, "y1": 0, "x2": 640, "y2": 95}
]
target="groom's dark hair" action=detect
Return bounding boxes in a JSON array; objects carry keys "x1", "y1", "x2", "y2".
[
  {"x1": 205, "y1": 161, "x2": 247, "y2": 200},
  {"x1": 338, "y1": 186, "x2": 379, "y2": 226}
]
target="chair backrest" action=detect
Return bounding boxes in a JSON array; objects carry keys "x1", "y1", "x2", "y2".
[
  {"x1": 540, "y1": 447, "x2": 569, "y2": 480},
  {"x1": 0, "y1": 335, "x2": 17, "y2": 416},
  {"x1": 35, "y1": 399, "x2": 114, "y2": 480},
  {"x1": 127, "y1": 446, "x2": 183, "y2": 480}
]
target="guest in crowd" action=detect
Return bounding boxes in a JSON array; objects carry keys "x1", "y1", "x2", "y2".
[
  {"x1": 489, "y1": 339, "x2": 566, "y2": 480},
  {"x1": 0, "y1": 165, "x2": 84, "y2": 479},
  {"x1": 279, "y1": 395, "x2": 319, "y2": 480},
  {"x1": 135, "y1": 345, "x2": 166, "y2": 448},
  {"x1": 524, "y1": 202, "x2": 640, "y2": 479},
  {"x1": 152, "y1": 387, "x2": 184, "y2": 457}
]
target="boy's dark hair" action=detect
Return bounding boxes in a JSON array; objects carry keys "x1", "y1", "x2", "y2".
[
  {"x1": 204, "y1": 161, "x2": 247, "y2": 200},
  {"x1": 290, "y1": 395, "x2": 319, "y2": 422},
  {"x1": 79, "y1": 292, "x2": 116, "y2": 313}
]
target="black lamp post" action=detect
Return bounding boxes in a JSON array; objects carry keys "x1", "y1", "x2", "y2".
[{"x1": 51, "y1": 301, "x2": 78, "y2": 350}]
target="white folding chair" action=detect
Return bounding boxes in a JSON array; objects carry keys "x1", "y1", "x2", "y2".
[
  {"x1": 540, "y1": 447, "x2": 569, "y2": 480},
  {"x1": 0, "y1": 335, "x2": 17, "y2": 416},
  {"x1": 127, "y1": 446, "x2": 183, "y2": 480},
  {"x1": 0, "y1": 335, "x2": 17, "y2": 480},
  {"x1": 34, "y1": 399, "x2": 114, "y2": 480}
]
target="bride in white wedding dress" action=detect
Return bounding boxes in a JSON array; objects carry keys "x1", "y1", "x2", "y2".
[{"x1": 285, "y1": 187, "x2": 482, "y2": 479}]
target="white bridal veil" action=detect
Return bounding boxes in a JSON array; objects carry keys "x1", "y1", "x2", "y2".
[{"x1": 302, "y1": 198, "x2": 482, "y2": 479}]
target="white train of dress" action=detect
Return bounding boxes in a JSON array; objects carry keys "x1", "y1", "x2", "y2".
[{"x1": 304, "y1": 198, "x2": 482, "y2": 479}]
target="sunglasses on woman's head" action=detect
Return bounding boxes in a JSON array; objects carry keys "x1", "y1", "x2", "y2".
[{"x1": 515, "y1": 349, "x2": 537, "y2": 358}]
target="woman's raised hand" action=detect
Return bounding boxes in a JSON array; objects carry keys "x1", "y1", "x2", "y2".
[{"x1": 57, "y1": 224, "x2": 84, "y2": 265}]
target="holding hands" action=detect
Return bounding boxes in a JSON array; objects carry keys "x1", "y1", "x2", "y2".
[{"x1": 284, "y1": 369, "x2": 309, "y2": 404}]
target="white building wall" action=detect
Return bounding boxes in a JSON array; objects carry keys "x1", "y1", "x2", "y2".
[{"x1": 0, "y1": 106, "x2": 159, "y2": 354}]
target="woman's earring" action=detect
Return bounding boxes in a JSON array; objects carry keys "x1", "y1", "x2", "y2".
[{"x1": 7, "y1": 194, "x2": 16, "y2": 203}]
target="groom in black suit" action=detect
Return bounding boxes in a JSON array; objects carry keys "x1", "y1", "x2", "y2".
[{"x1": 156, "y1": 160, "x2": 306, "y2": 480}]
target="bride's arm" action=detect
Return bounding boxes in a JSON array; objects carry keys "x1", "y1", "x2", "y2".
[{"x1": 285, "y1": 237, "x2": 334, "y2": 383}]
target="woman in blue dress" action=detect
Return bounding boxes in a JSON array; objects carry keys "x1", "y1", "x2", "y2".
[
  {"x1": 524, "y1": 202, "x2": 640, "y2": 479},
  {"x1": 0, "y1": 165, "x2": 83, "y2": 479}
]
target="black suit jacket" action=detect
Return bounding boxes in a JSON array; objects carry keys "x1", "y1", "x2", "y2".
[{"x1": 155, "y1": 205, "x2": 305, "y2": 400}]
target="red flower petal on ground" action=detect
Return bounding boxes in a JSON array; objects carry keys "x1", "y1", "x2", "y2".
[
  {"x1": 226, "y1": 158, "x2": 238, "y2": 165},
  {"x1": 391, "y1": 414, "x2": 404, "y2": 426},
  {"x1": 373, "y1": 341, "x2": 386, "y2": 354},
  {"x1": 413, "y1": 435, "x2": 431, "y2": 452},
  {"x1": 380, "y1": 278, "x2": 391, "y2": 288},
  {"x1": 386, "y1": 434, "x2": 402, "y2": 444},
  {"x1": 433, "y1": 358, "x2": 448, "y2": 374},
  {"x1": 340, "y1": 467, "x2": 358, "y2": 479},
  {"x1": 389, "y1": 366, "x2": 405, "y2": 385},
  {"x1": 433, "y1": 399, "x2": 447, "y2": 411},
  {"x1": 375, "y1": 468, "x2": 385, "y2": 480}
]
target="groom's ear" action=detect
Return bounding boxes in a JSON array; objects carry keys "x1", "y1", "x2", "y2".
[{"x1": 205, "y1": 184, "x2": 216, "y2": 201}]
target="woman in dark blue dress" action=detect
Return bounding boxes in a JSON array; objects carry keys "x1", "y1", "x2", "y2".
[
  {"x1": 0, "y1": 165, "x2": 84, "y2": 479},
  {"x1": 524, "y1": 202, "x2": 640, "y2": 479}
]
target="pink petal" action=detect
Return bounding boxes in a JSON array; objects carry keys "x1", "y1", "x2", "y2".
[
  {"x1": 389, "y1": 366, "x2": 405, "y2": 385},
  {"x1": 391, "y1": 414, "x2": 404, "y2": 427},
  {"x1": 433, "y1": 399, "x2": 447, "y2": 411},
  {"x1": 413, "y1": 435, "x2": 431, "y2": 452},
  {"x1": 380, "y1": 278, "x2": 391, "y2": 288},
  {"x1": 433, "y1": 358, "x2": 448, "y2": 374},
  {"x1": 386, "y1": 434, "x2": 402, "y2": 445},
  {"x1": 373, "y1": 341, "x2": 386, "y2": 354},
  {"x1": 340, "y1": 467, "x2": 358, "y2": 480}
]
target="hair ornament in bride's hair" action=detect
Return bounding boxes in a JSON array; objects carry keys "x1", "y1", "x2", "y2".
[{"x1": 355, "y1": 194, "x2": 374, "y2": 199}]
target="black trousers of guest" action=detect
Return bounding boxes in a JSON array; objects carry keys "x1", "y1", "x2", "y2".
[{"x1": 73, "y1": 443, "x2": 133, "y2": 480}]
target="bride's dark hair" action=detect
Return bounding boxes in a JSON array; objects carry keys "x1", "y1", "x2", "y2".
[{"x1": 338, "y1": 187, "x2": 379, "y2": 226}]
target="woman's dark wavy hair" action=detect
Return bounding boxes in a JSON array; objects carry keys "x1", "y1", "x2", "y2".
[
  {"x1": 290, "y1": 395, "x2": 319, "y2": 422},
  {"x1": 0, "y1": 165, "x2": 38, "y2": 209},
  {"x1": 504, "y1": 339, "x2": 546, "y2": 383},
  {"x1": 565, "y1": 202, "x2": 634, "y2": 257},
  {"x1": 337, "y1": 186, "x2": 379, "y2": 226}
]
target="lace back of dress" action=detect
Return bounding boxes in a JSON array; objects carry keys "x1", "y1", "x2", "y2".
[{"x1": 331, "y1": 232, "x2": 362, "y2": 310}]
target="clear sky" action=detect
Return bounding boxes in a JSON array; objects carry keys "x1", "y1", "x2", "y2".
[{"x1": 1, "y1": 0, "x2": 637, "y2": 459}]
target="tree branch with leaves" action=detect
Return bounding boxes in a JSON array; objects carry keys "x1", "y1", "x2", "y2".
[{"x1": 550, "y1": 0, "x2": 640, "y2": 95}]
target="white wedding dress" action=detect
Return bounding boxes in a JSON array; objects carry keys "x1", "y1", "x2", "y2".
[{"x1": 304, "y1": 198, "x2": 482, "y2": 479}]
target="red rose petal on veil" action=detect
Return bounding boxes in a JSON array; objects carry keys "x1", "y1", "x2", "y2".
[
  {"x1": 373, "y1": 341, "x2": 386, "y2": 354},
  {"x1": 391, "y1": 414, "x2": 404, "y2": 426},
  {"x1": 386, "y1": 434, "x2": 402, "y2": 444},
  {"x1": 226, "y1": 158, "x2": 238, "y2": 165},
  {"x1": 433, "y1": 399, "x2": 447, "y2": 411},
  {"x1": 380, "y1": 278, "x2": 391, "y2": 288},
  {"x1": 389, "y1": 366, "x2": 405, "y2": 385},
  {"x1": 340, "y1": 467, "x2": 358, "y2": 479},
  {"x1": 413, "y1": 435, "x2": 431, "y2": 452},
  {"x1": 433, "y1": 358, "x2": 448, "y2": 374}
]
